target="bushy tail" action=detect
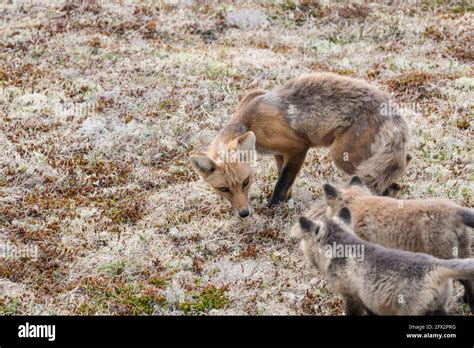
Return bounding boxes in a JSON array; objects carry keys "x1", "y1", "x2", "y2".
[
  {"x1": 439, "y1": 258, "x2": 474, "y2": 280},
  {"x1": 459, "y1": 208, "x2": 474, "y2": 228},
  {"x1": 355, "y1": 116, "x2": 409, "y2": 195}
]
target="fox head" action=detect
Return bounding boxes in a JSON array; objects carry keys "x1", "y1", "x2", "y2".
[
  {"x1": 190, "y1": 131, "x2": 256, "y2": 218},
  {"x1": 296, "y1": 207, "x2": 353, "y2": 270},
  {"x1": 322, "y1": 176, "x2": 371, "y2": 217}
]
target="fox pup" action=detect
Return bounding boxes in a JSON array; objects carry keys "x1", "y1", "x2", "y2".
[
  {"x1": 190, "y1": 73, "x2": 410, "y2": 217},
  {"x1": 294, "y1": 176, "x2": 474, "y2": 311},
  {"x1": 295, "y1": 208, "x2": 474, "y2": 315}
]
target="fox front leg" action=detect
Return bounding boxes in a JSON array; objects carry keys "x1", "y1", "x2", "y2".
[
  {"x1": 267, "y1": 151, "x2": 307, "y2": 208},
  {"x1": 273, "y1": 154, "x2": 284, "y2": 177},
  {"x1": 273, "y1": 154, "x2": 292, "y2": 200}
]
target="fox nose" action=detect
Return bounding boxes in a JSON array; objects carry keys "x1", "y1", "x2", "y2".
[{"x1": 239, "y1": 210, "x2": 250, "y2": 218}]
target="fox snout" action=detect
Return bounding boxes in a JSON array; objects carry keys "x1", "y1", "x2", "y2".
[
  {"x1": 231, "y1": 196, "x2": 253, "y2": 218},
  {"x1": 238, "y1": 209, "x2": 250, "y2": 218},
  {"x1": 234, "y1": 202, "x2": 253, "y2": 218},
  {"x1": 227, "y1": 186, "x2": 253, "y2": 218}
]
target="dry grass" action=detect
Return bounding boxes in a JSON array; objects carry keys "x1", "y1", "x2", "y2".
[{"x1": 0, "y1": 0, "x2": 472, "y2": 315}]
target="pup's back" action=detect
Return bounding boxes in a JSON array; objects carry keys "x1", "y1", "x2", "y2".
[{"x1": 327, "y1": 181, "x2": 472, "y2": 259}]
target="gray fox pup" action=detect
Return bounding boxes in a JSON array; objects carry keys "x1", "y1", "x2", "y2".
[
  {"x1": 293, "y1": 176, "x2": 474, "y2": 311},
  {"x1": 295, "y1": 207, "x2": 474, "y2": 315}
]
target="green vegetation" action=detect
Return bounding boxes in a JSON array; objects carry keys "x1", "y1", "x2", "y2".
[{"x1": 179, "y1": 286, "x2": 229, "y2": 314}]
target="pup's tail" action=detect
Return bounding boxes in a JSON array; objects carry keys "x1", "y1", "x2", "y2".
[{"x1": 439, "y1": 258, "x2": 474, "y2": 280}]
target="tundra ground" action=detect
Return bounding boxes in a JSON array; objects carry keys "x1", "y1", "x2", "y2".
[{"x1": 0, "y1": 0, "x2": 472, "y2": 315}]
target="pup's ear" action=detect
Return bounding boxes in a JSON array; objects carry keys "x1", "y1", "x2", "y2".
[
  {"x1": 299, "y1": 216, "x2": 314, "y2": 231},
  {"x1": 190, "y1": 152, "x2": 217, "y2": 179},
  {"x1": 349, "y1": 176, "x2": 364, "y2": 187},
  {"x1": 298, "y1": 216, "x2": 320, "y2": 238},
  {"x1": 323, "y1": 184, "x2": 339, "y2": 203},
  {"x1": 337, "y1": 207, "x2": 352, "y2": 225},
  {"x1": 235, "y1": 131, "x2": 256, "y2": 151}
]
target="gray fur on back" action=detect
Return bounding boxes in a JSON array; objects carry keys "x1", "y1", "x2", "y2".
[{"x1": 262, "y1": 73, "x2": 389, "y2": 139}]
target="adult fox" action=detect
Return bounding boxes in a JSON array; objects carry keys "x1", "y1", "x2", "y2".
[{"x1": 190, "y1": 73, "x2": 410, "y2": 217}]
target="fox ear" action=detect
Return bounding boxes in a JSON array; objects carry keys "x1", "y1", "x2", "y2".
[
  {"x1": 236, "y1": 131, "x2": 256, "y2": 151},
  {"x1": 190, "y1": 152, "x2": 217, "y2": 179},
  {"x1": 349, "y1": 176, "x2": 364, "y2": 187},
  {"x1": 323, "y1": 184, "x2": 339, "y2": 202},
  {"x1": 298, "y1": 216, "x2": 320, "y2": 238},
  {"x1": 337, "y1": 207, "x2": 351, "y2": 225}
]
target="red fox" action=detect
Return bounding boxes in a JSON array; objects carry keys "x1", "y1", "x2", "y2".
[{"x1": 190, "y1": 73, "x2": 410, "y2": 217}]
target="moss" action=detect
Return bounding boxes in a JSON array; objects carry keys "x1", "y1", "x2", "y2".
[
  {"x1": 398, "y1": 72, "x2": 434, "y2": 86},
  {"x1": 0, "y1": 298, "x2": 21, "y2": 315},
  {"x1": 386, "y1": 71, "x2": 441, "y2": 100},
  {"x1": 106, "y1": 194, "x2": 145, "y2": 224},
  {"x1": 148, "y1": 277, "x2": 168, "y2": 288},
  {"x1": 333, "y1": 68, "x2": 354, "y2": 76},
  {"x1": 456, "y1": 117, "x2": 470, "y2": 130},
  {"x1": 461, "y1": 186, "x2": 472, "y2": 206},
  {"x1": 448, "y1": 1, "x2": 474, "y2": 13},
  {"x1": 453, "y1": 303, "x2": 471, "y2": 315},
  {"x1": 179, "y1": 286, "x2": 229, "y2": 314},
  {"x1": 78, "y1": 280, "x2": 167, "y2": 315},
  {"x1": 281, "y1": 0, "x2": 297, "y2": 11},
  {"x1": 99, "y1": 260, "x2": 127, "y2": 276},
  {"x1": 319, "y1": 287, "x2": 333, "y2": 297},
  {"x1": 118, "y1": 292, "x2": 165, "y2": 315}
]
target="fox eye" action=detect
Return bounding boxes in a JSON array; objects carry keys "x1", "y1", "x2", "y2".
[
  {"x1": 219, "y1": 187, "x2": 230, "y2": 193},
  {"x1": 242, "y1": 177, "x2": 250, "y2": 187}
]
